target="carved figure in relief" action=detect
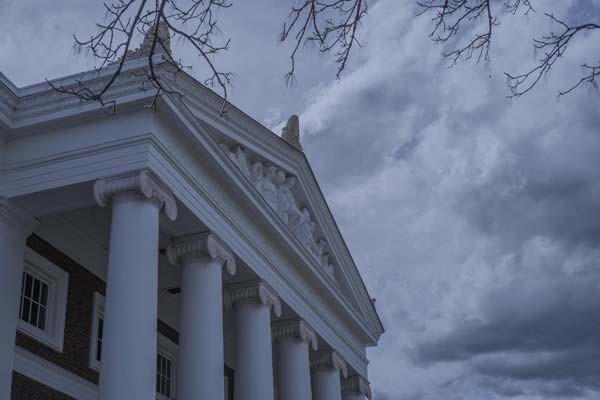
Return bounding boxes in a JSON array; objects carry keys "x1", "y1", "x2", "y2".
[
  {"x1": 314, "y1": 238, "x2": 327, "y2": 259},
  {"x1": 324, "y1": 262, "x2": 335, "y2": 276},
  {"x1": 228, "y1": 146, "x2": 251, "y2": 179},
  {"x1": 253, "y1": 163, "x2": 277, "y2": 209},
  {"x1": 292, "y1": 208, "x2": 315, "y2": 247},
  {"x1": 224, "y1": 144, "x2": 336, "y2": 277},
  {"x1": 274, "y1": 172, "x2": 303, "y2": 226}
]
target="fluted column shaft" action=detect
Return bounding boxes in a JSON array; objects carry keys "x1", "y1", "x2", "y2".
[
  {"x1": 0, "y1": 200, "x2": 36, "y2": 400},
  {"x1": 310, "y1": 350, "x2": 348, "y2": 400},
  {"x1": 226, "y1": 281, "x2": 281, "y2": 400},
  {"x1": 95, "y1": 171, "x2": 177, "y2": 400},
  {"x1": 273, "y1": 319, "x2": 318, "y2": 400},
  {"x1": 168, "y1": 233, "x2": 236, "y2": 400}
]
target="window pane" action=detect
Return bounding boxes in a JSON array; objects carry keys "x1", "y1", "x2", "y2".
[
  {"x1": 40, "y1": 283, "x2": 49, "y2": 307},
  {"x1": 33, "y1": 279, "x2": 41, "y2": 302},
  {"x1": 156, "y1": 373, "x2": 160, "y2": 393},
  {"x1": 98, "y1": 318, "x2": 104, "y2": 339},
  {"x1": 21, "y1": 298, "x2": 31, "y2": 322},
  {"x1": 96, "y1": 339, "x2": 102, "y2": 362},
  {"x1": 38, "y1": 306, "x2": 47, "y2": 330},
  {"x1": 24, "y1": 273, "x2": 33, "y2": 298},
  {"x1": 30, "y1": 302, "x2": 39, "y2": 327}
]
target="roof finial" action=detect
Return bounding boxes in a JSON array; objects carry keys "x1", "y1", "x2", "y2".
[
  {"x1": 282, "y1": 115, "x2": 302, "y2": 150},
  {"x1": 124, "y1": 20, "x2": 172, "y2": 60},
  {"x1": 141, "y1": 21, "x2": 171, "y2": 56}
]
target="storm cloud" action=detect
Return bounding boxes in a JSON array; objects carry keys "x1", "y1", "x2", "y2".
[{"x1": 2, "y1": 0, "x2": 600, "y2": 399}]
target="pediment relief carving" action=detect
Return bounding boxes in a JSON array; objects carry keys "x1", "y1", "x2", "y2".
[{"x1": 221, "y1": 144, "x2": 336, "y2": 279}]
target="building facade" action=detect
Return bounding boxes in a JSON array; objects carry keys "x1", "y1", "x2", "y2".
[{"x1": 0, "y1": 42, "x2": 383, "y2": 400}]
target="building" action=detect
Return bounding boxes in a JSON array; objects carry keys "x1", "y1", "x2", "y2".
[{"x1": 0, "y1": 30, "x2": 384, "y2": 400}]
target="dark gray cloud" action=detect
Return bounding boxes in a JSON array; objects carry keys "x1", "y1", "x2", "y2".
[{"x1": 3, "y1": 1, "x2": 600, "y2": 399}]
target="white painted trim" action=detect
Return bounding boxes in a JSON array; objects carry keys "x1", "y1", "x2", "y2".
[
  {"x1": 13, "y1": 346, "x2": 98, "y2": 400},
  {"x1": 18, "y1": 248, "x2": 69, "y2": 353}
]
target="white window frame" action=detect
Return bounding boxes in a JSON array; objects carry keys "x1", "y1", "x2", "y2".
[
  {"x1": 89, "y1": 292, "x2": 104, "y2": 371},
  {"x1": 18, "y1": 248, "x2": 69, "y2": 353},
  {"x1": 156, "y1": 333, "x2": 178, "y2": 400}
]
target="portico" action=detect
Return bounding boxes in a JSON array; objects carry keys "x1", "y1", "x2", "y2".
[{"x1": 0, "y1": 35, "x2": 383, "y2": 400}]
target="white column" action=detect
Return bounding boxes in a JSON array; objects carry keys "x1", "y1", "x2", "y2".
[
  {"x1": 310, "y1": 350, "x2": 348, "y2": 400},
  {"x1": 272, "y1": 319, "x2": 318, "y2": 400},
  {"x1": 0, "y1": 200, "x2": 37, "y2": 399},
  {"x1": 94, "y1": 171, "x2": 177, "y2": 400},
  {"x1": 225, "y1": 281, "x2": 282, "y2": 400},
  {"x1": 167, "y1": 232, "x2": 236, "y2": 400},
  {"x1": 342, "y1": 375, "x2": 372, "y2": 400}
]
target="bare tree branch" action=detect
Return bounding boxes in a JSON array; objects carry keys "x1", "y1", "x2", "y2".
[
  {"x1": 418, "y1": 1, "x2": 600, "y2": 98},
  {"x1": 48, "y1": 0, "x2": 232, "y2": 114},
  {"x1": 279, "y1": 0, "x2": 368, "y2": 83},
  {"x1": 505, "y1": 13, "x2": 600, "y2": 97}
]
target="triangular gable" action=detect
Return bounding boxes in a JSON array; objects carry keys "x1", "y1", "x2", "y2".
[{"x1": 219, "y1": 143, "x2": 369, "y2": 320}]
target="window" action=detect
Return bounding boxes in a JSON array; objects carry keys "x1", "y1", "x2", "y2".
[
  {"x1": 156, "y1": 352, "x2": 175, "y2": 399},
  {"x1": 89, "y1": 292, "x2": 105, "y2": 370},
  {"x1": 156, "y1": 333, "x2": 178, "y2": 400},
  {"x1": 20, "y1": 271, "x2": 50, "y2": 331},
  {"x1": 17, "y1": 248, "x2": 69, "y2": 352}
]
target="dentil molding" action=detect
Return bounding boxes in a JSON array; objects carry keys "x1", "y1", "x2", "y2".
[
  {"x1": 93, "y1": 170, "x2": 177, "y2": 220},
  {"x1": 166, "y1": 231, "x2": 236, "y2": 275},
  {"x1": 310, "y1": 350, "x2": 348, "y2": 378},
  {"x1": 342, "y1": 374, "x2": 372, "y2": 399},
  {"x1": 224, "y1": 280, "x2": 282, "y2": 317}
]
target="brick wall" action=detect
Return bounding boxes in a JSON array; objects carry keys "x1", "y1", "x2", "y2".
[
  {"x1": 11, "y1": 372, "x2": 75, "y2": 400},
  {"x1": 12, "y1": 234, "x2": 180, "y2": 399}
]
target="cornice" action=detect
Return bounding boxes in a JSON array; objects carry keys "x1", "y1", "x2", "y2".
[
  {"x1": 310, "y1": 350, "x2": 348, "y2": 378},
  {"x1": 167, "y1": 231, "x2": 236, "y2": 275},
  {"x1": 93, "y1": 169, "x2": 177, "y2": 220},
  {"x1": 272, "y1": 319, "x2": 318, "y2": 351},
  {"x1": 224, "y1": 280, "x2": 282, "y2": 317},
  {"x1": 342, "y1": 375, "x2": 372, "y2": 399}
]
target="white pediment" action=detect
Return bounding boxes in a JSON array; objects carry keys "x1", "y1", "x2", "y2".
[{"x1": 221, "y1": 145, "x2": 336, "y2": 278}]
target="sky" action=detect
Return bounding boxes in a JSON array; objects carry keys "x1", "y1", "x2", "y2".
[{"x1": 2, "y1": 0, "x2": 600, "y2": 399}]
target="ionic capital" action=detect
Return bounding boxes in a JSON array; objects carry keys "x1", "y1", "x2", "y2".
[
  {"x1": 310, "y1": 350, "x2": 348, "y2": 378},
  {"x1": 224, "y1": 281, "x2": 282, "y2": 317},
  {"x1": 0, "y1": 198, "x2": 38, "y2": 239},
  {"x1": 272, "y1": 319, "x2": 318, "y2": 351},
  {"x1": 93, "y1": 170, "x2": 177, "y2": 221},
  {"x1": 342, "y1": 375, "x2": 372, "y2": 399},
  {"x1": 167, "y1": 232, "x2": 236, "y2": 275}
]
